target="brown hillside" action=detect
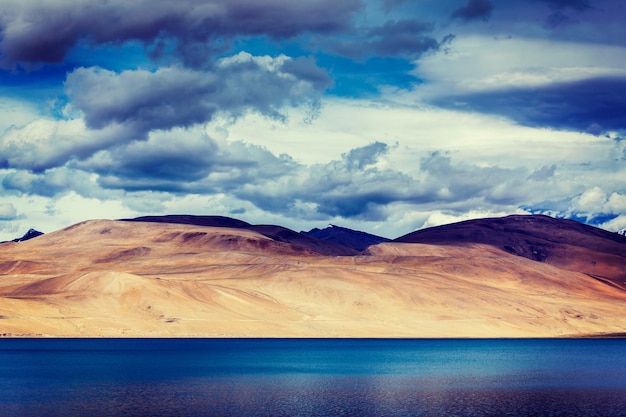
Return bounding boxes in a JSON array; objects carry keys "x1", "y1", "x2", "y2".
[
  {"x1": 396, "y1": 214, "x2": 626, "y2": 289},
  {"x1": 0, "y1": 216, "x2": 625, "y2": 338},
  {"x1": 123, "y1": 215, "x2": 358, "y2": 256}
]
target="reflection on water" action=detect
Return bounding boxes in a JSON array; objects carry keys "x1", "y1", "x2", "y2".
[{"x1": 0, "y1": 338, "x2": 625, "y2": 416}]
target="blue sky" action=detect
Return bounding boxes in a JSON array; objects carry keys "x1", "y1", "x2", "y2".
[{"x1": 1, "y1": 0, "x2": 626, "y2": 240}]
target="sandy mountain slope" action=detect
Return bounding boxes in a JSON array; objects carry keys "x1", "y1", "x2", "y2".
[{"x1": 0, "y1": 217, "x2": 625, "y2": 337}]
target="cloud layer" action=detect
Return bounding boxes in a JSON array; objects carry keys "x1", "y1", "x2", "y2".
[
  {"x1": 1, "y1": 0, "x2": 625, "y2": 240},
  {"x1": 0, "y1": 0, "x2": 361, "y2": 68}
]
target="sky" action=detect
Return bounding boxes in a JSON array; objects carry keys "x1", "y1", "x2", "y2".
[{"x1": 1, "y1": 0, "x2": 626, "y2": 240}]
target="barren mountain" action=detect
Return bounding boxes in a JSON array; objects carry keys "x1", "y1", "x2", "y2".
[
  {"x1": 0, "y1": 228, "x2": 43, "y2": 244},
  {"x1": 0, "y1": 214, "x2": 625, "y2": 338},
  {"x1": 125, "y1": 215, "x2": 358, "y2": 256},
  {"x1": 302, "y1": 224, "x2": 390, "y2": 251},
  {"x1": 396, "y1": 214, "x2": 626, "y2": 290}
]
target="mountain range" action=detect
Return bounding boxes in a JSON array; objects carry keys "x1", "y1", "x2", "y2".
[
  {"x1": 0, "y1": 214, "x2": 624, "y2": 337},
  {"x1": 0, "y1": 228, "x2": 44, "y2": 244}
]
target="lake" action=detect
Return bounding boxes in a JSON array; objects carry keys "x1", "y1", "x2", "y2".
[{"x1": 1, "y1": 338, "x2": 625, "y2": 416}]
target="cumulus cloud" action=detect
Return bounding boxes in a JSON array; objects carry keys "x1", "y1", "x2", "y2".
[
  {"x1": 77, "y1": 126, "x2": 298, "y2": 194},
  {"x1": 0, "y1": 0, "x2": 361, "y2": 68},
  {"x1": 1, "y1": 167, "x2": 105, "y2": 198},
  {"x1": 229, "y1": 143, "x2": 550, "y2": 221},
  {"x1": 564, "y1": 187, "x2": 626, "y2": 227},
  {"x1": 65, "y1": 67, "x2": 220, "y2": 133},
  {"x1": 66, "y1": 53, "x2": 330, "y2": 135},
  {"x1": 2, "y1": 0, "x2": 626, "y2": 244},
  {"x1": 0, "y1": 119, "x2": 105, "y2": 171},
  {"x1": 0, "y1": 202, "x2": 17, "y2": 220},
  {"x1": 61, "y1": 133, "x2": 547, "y2": 223},
  {"x1": 231, "y1": 141, "x2": 411, "y2": 219},
  {"x1": 1, "y1": 52, "x2": 330, "y2": 172}
]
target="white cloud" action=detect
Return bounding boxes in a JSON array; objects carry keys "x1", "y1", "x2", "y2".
[
  {"x1": 600, "y1": 215, "x2": 626, "y2": 233},
  {"x1": 0, "y1": 97, "x2": 39, "y2": 135},
  {"x1": 0, "y1": 202, "x2": 17, "y2": 220},
  {"x1": 414, "y1": 36, "x2": 626, "y2": 98},
  {"x1": 0, "y1": 118, "x2": 130, "y2": 171},
  {"x1": 1, "y1": 95, "x2": 624, "y2": 240},
  {"x1": 222, "y1": 97, "x2": 612, "y2": 172},
  {"x1": 0, "y1": 192, "x2": 136, "y2": 241},
  {"x1": 606, "y1": 192, "x2": 626, "y2": 213},
  {"x1": 574, "y1": 186, "x2": 607, "y2": 213}
]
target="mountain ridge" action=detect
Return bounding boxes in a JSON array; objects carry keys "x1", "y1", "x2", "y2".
[
  {"x1": 302, "y1": 224, "x2": 390, "y2": 251},
  {"x1": 1, "y1": 213, "x2": 625, "y2": 337},
  {"x1": 122, "y1": 215, "x2": 358, "y2": 256},
  {"x1": 0, "y1": 228, "x2": 44, "y2": 244},
  {"x1": 395, "y1": 214, "x2": 626, "y2": 288}
]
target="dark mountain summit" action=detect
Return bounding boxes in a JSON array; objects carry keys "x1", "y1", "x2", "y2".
[
  {"x1": 302, "y1": 224, "x2": 390, "y2": 251},
  {"x1": 396, "y1": 214, "x2": 626, "y2": 287},
  {"x1": 396, "y1": 214, "x2": 626, "y2": 255},
  {"x1": 123, "y1": 214, "x2": 626, "y2": 269},
  {"x1": 122, "y1": 215, "x2": 357, "y2": 256},
  {"x1": 124, "y1": 215, "x2": 252, "y2": 229},
  {"x1": 3, "y1": 228, "x2": 44, "y2": 243}
]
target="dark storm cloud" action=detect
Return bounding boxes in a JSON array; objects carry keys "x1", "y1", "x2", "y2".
[
  {"x1": 0, "y1": 119, "x2": 121, "y2": 172},
  {"x1": 65, "y1": 67, "x2": 220, "y2": 134},
  {"x1": 325, "y1": 19, "x2": 441, "y2": 59},
  {"x1": 1, "y1": 135, "x2": 552, "y2": 223},
  {"x1": 545, "y1": 11, "x2": 572, "y2": 28},
  {"x1": 383, "y1": 0, "x2": 409, "y2": 12},
  {"x1": 2, "y1": 53, "x2": 327, "y2": 172},
  {"x1": 280, "y1": 56, "x2": 333, "y2": 90},
  {"x1": 231, "y1": 144, "x2": 537, "y2": 220},
  {"x1": 366, "y1": 20, "x2": 440, "y2": 56},
  {"x1": 84, "y1": 133, "x2": 221, "y2": 186},
  {"x1": 416, "y1": 151, "x2": 530, "y2": 206},
  {"x1": 66, "y1": 54, "x2": 331, "y2": 140},
  {"x1": 0, "y1": 0, "x2": 361, "y2": 68},
  {"x1": 0, "y1": 53, "x2": 330, "y2": 173},
  {"x1": 540, "y1": 0, "x2": 592, "y2": 11},
  {"x1": 79, "y1": 128, "x2": 298, "y2": 194},
  {"x1": 233, "y1": 142, "x2": 417, "y2": 220},
  {"x1": 451, "y1": 0, "x2": 495, "y2": 21},
  {"x1": 539, "y1": 0, "x2": 593, "y2": 28},
  {"x1": 433, "y1": 76, "x2": 626, "y2": 134},
  {"x1": 301, "y1": 142, "x2": 413, "y2": 218},
  {"x1": 1, "y1": 168, "x2": 97, "y2": 198}
]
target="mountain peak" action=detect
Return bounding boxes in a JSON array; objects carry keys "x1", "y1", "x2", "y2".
[
  {"x1": 10, "y1": 228, "x2": 44, "y2": 243},
  {"x1": 122, "y1": 214, "x2": 357, "y2": 256},
  {"x1": 395, "y1": 213, "x2": 626, "y2": 287},
  {"x1": 302, "y1": 224, "x2": 390, "y2": 251}
]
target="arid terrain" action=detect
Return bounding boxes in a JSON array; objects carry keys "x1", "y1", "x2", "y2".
[{"x1": 0, "y1": 214, "x2": 625, "y2": 338}]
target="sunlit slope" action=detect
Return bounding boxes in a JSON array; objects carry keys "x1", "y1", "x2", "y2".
[{"x1": 1, "y1": 218, "x2": 625, "y2": 337}]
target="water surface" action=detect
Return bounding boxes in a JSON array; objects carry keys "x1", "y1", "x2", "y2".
[{"x1": 1, "y1": 338, "x2": 625, "y2": 416}]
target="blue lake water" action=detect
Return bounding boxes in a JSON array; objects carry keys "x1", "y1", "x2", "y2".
[{"x1": 1, "y1": 338, "x2": 625, "y2": 416}]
